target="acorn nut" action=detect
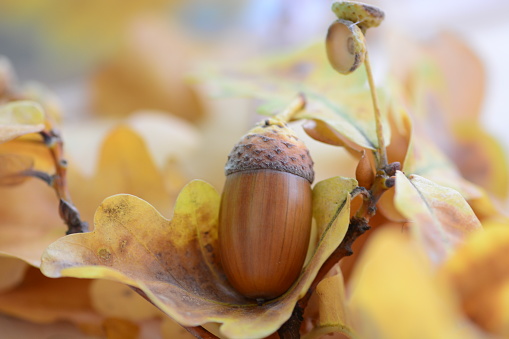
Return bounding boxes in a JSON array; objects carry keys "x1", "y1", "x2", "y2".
[{"x1": 219, "y1": 118, "x2": 314, "y2": 301}]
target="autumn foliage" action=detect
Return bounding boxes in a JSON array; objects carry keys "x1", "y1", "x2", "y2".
[{"x1": 1, "y1": 1, "x2": 509, "y2": 339}]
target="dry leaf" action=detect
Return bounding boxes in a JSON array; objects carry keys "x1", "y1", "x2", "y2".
[
  {"x1": 393, "y1": 171, "x2": 482, "y2": 263},
  {"x1": 441, "y1": 223, "x2": 509, "y2": 337},
  {"x1": 0, "y1": 256, "x2": 29, "y2": 292},
  {"x1": 0, "y1": 313, "x2": 101, "y2": 339},
  {"x1": 68, "y1": 125, "x2": 180, "y2": 221},
  {"x1": 0, "y1": 267, "x2": 102, "y2": 328},
  {"x1": 0, "y1": 179, "x2": 65, "y2": 267},
  {"x1": 41, "y1": 177, "x2": 356, "y2": 338},
  {"x1": 0, "y1": 101, "x2": 45, "y2": 143},
  {"x1": 348, "y1": 227, "x2": 480, "y2": 339},
  {"x1": 301, "y1": 266, "x2": 355, "y2": 339},
  {"x1": 90, "y1": 280, "x2": 163, "y2": 322}
]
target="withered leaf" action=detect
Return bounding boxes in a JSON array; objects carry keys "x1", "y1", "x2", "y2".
[
  {"x1": 393, "y1": 171, "x2": 482, "y2": 263},
  {"x1": 41, "y1": 177, "x2": 356, "y2": 338},
  {"x1": 440, "y1": 223, "x2": 509, "y2": 337},
  {"x1": 0, "y1": 101, "x2": 45, "y2": 143},
  {"x1": 348, "y1": 227, "x2": 480, "y2": 339}
]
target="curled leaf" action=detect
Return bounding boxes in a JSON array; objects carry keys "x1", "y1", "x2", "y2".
[
  {"x1": 301, "y1": 266, "x2": 355, "y2": 339},
  {"x1": 0, "y1": 101, "x2": 45, "y2": 143},
  {"x1": 355, "y1": 150, "x2": 374, "y2": 189},
  {"x1": 393, "y1": 171, "x2": 482, "y2": 263},
  {"x1": 41, "y1": 177, "x2": 356, "y2": 338}
]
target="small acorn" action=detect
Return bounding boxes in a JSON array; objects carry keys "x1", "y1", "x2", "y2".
[{"x1": 219, "y1": 117, "x2": 314, "y2": 301}]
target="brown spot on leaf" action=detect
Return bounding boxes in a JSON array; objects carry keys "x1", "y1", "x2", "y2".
[{"x1": 98, "y1": 248, "x2": 112, "y2": 261}]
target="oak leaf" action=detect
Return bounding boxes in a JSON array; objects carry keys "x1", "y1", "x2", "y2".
[
  {"x1": 393, "y1": 171, "x2": 482, "y2": 263},
  {"x1": 0, "y1": 101, "x2": 45, "y2": 143},
  {"x1": 207, "y1": 43, "x2": 390, "y2": 152},
  {"x1": 347, "y1": 227, "x2": 481, "y2": 339},
  {"x1": 440, "y1": 223, "x2": 509, "y2": 337},
  {"x1": 41, "y1": 177, "x2": 356, "y2": 338}
]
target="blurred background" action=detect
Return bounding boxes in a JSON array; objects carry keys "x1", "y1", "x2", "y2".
[{"x1": 0, "y1": 0, "x2": 508, "y2": 181}]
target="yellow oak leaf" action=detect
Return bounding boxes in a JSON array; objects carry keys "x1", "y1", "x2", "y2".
[
  {"x1": 68, "y1": 125, "x2": 181, "y2": 222},
  {"x1": 0, "y1": 179, "x2": 65, "y2": 267},
  {"x1": 0, "y1": 124, "x2": 183, "y2": 268},
  {"x1": 393, "y1": 171, "x2": 482, "y2": 263},
  {"x1": 0, "y1": 267, "x2": 102, "y2": 327},
  {"x1": 41, "y1": 177, "x2": 356, "y2": 338},
  {"x1": 0, "y1": 256, "x2": 29, "y2": 292},
  {"x1": 440, "y1": 223, "x2": 509, "y2": 337},
  {"x1": 301, "y1": 265, "x2": 355, "y2": 339},
  {"x1": 90, "y1": 280, "x2": 163, "y2": 322},
  {"x1": 347, "y1": 227, "x2": 481, "y2": 339},
  {"x1": 0, "y1": 101, "x2": 45, "y2": 143},
  {"x1": 0, "y1": 313, "x2": 100, "y2": 339},
  {"x1": 450, "y1": 122, "x2": 509, "y2": 200}
]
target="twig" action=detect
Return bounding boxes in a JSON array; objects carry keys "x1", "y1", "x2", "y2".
[
  {"x1": 278, "y1": 215, "x2": 371, "y2": 338},
  {"x1": 39, "y1": 129, "x2": 88, "y2": 234},
  {"x1": 364, "y1": 51, "x2": 388, "y2": 169}
]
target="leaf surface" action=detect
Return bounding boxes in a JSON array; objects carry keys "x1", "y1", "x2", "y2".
[
  {"x1": 348, "y1": 227, "x2": 480, "y2": 339},
  {"x1": 207, "y1": 43, "x2": 389, "y2": 152},
  {"x1": 393, "y1": 171, "x2": 482, "y2": 263},
  {"x1": 41, "y1": 177, "x2": 356, "y2": 338},
  {"x1": 441, "y1": 223, "x2": 509, "y2": 337},
  {"x1": 0, "y1": 101, "x2": 45, "y2": 143}
]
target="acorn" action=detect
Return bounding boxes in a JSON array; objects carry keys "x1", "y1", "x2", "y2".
[{"x1": 219, "y1": 117, "x2": 314, "y2": 301}]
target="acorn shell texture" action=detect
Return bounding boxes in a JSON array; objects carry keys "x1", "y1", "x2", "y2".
[
  {"x1": 219, "y1": 119, "x2": 314, "y2": 300},
  {"x1": 224, "y1": 118, "x2": 314, "y2": 183}
]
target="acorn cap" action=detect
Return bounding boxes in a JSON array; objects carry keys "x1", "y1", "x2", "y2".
[{"x1": 225, "y1": 118, "x2": 315, "y2": 183}]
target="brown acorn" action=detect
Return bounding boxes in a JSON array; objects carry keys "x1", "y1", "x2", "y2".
[{"x1": 219, "y1": 118, "x2": 314, "y2": 301}]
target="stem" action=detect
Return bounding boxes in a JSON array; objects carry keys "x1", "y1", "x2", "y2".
[
  {"x1": 364, "y1": 51, "x2": 388, "y2": 169},
  {"x1": 40, "y1": 129, "x2": 88, "y2": 234},
  {"x1": 276, "y1": 93, "x2": 306, "y2": 123},
  {"x1": 278, "y1": 214, "x2": 370, "y2": 338}
]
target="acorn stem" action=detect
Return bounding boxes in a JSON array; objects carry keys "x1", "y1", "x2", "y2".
[
  {"x1": 363, "y1": 51, "x2": 388, "y2": 169},
  {"x1": 275, "y1": 93, "x2": 306, "y2": 123}
]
